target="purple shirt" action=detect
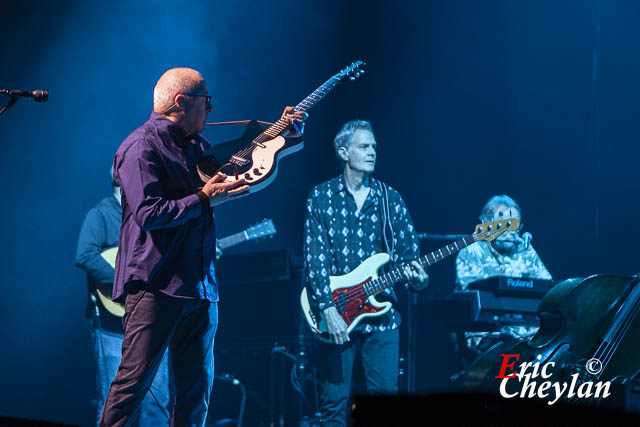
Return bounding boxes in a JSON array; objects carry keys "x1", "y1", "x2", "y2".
[{"x1": 112, "y1": 112, "x2": 218, "y2": 302}]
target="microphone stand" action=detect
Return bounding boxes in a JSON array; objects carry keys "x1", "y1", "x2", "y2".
[
  {"x1": 0, "y1": 95, "x2": 19, "y2": 116},
  {"x1": 272, "y1": 347, "x2": 323, "y2": 426},
  {"x1": 214, "y1": 373, "x2": 247, "y2": 427}
]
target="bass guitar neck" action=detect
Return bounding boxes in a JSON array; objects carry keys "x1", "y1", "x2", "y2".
[{"x1": 300, "y1": 218, "x2": 521, "y2": 343}]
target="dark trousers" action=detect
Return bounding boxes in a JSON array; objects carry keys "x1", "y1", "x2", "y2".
[
  {"x1": 100, "y1": 286, "x2": 218, "y2": 427},
  {"x1": 317, "y1": 328, "x2": 399, "y2": 427},
  {"x1": 89, "y1": 319, "x2": 173, "y2": 427}
]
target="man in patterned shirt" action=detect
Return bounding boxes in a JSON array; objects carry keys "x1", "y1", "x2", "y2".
[
  {"x1": 454, "y1": 195, "x2": 552, "y2": 362},
  {"x1": 304, "y1": 120, "x2": 428, "y2": 426}
]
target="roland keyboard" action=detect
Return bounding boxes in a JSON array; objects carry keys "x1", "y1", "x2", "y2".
[
  {"x1": 466, "y1": 276, "x2": 554, "y2": 298},
  {"x1": 424, "y1": 277, "x2": 555, "y2": 331}
]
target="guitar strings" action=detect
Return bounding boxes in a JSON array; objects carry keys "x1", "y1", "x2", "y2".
[
  {"x1": 592, "y1": 284, "x2": 640, "y2": 376},
  {"x1": 334, "y1": 229, "x2": 517, "y2": 308},
  {"x1": 229, "y1": 81, "x2": 336, "y2": 161},
  {"x1": 229, "y1": 70, "x2": 354, "y2": 162},
  {"x1": 590, "y1": 279, "x2": 640, "y2": 363},
  {"x1": 335, "y1": 236, "x2": 477, "y2": 306},
  {"x1": 565, "y1": 297, "x2": 639, "y2": 405},
  {"x1": 337, "y1": 238, "x2": 473, "y2": 304}
]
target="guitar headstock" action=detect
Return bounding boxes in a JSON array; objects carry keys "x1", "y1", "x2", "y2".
[
  {"x1": 336, "y1": 60, "x2": 366, "y2": 82},
  {"x1": 245, "y1": 219, "x2": 277, "y2": 241},
  {"x1": 473, "y1": 218, "x2": 520, "y2": 242}
]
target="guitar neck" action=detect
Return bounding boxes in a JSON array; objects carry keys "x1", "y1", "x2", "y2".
[
  {"x1": 217, "y1": 231, "x2": 248, "y2": 250},
  {"x1": 255, "y1": 76, "x2": 341, "y2": 143},
  {"x1": 364, "y1": 235, "x2": 478, "y2": 297}
]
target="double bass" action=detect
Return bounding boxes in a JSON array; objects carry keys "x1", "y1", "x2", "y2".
[{"x1": 463, "y1": 274, "x2": 640, "y2": 404}]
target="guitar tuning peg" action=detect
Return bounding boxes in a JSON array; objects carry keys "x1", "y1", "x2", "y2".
[
  {"x1": 349, "y1": 76, "x2": 355, "y2": 81},
  {"x1": 359, "y1": 69, "x2": 365, "y2": 74}
]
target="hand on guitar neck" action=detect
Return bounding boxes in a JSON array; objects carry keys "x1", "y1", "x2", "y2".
[
  {"x1": 197, "y1": 62, "x2": 364, "y2": 199},
  {"x1": 202, "y1": 106, "x2": 306, "y2": 199},
  {"x1": 198, "y1": 104, "x2": 305, "y2": 204},
  {"x1": 402, "y1": 260, "x2": 429, "y2": 290},
  {"x1": 280, "y1": 106, "x2": 307, "y2": 138}
]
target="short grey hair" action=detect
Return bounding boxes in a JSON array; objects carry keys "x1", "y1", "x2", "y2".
[
  {"x1": 480, "y1": 195, "x2": 521, "y2": 222},
  {"x1": 153, "y1": 67, "x2": 205, "y2": 114},
  {"x1": 333, "y1": 120, "x2": 374, "y2": 165}
]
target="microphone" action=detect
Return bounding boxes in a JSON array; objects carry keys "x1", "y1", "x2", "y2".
[
  {"x1": 1, "y1": 89, "x2": 49, "y2": 102},
  {"x1": 522, "y1": 232, "x2": 532, "y2": 249}
]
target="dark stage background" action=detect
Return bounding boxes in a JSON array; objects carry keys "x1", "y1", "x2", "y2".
[{"x1": 1, "y1": 1, "x2": 639, "y2": 425}]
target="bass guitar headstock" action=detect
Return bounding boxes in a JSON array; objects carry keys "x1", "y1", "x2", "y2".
[{"x1": 473, "y1": 218, "x2": 520, "y2": 242}]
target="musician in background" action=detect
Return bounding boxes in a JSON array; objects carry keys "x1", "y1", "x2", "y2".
[
  {"x1": 75, "y1": 166, "x2": 172, "y2": 426},
  {"x1": 304, "y1": 120, "x2": 428, "y2": 426},
  {"x1": 454, "y1": 195, "x2": 552, "y2": 359}
]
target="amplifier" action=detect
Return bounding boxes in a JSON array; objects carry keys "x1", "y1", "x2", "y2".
[{"x1": 216, "y1": 248, "x2": 291, "y2": 285}]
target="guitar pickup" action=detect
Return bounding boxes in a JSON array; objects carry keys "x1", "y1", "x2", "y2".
[{"x1": 231, "y1": 156, "x2": 250, "y2": 166}]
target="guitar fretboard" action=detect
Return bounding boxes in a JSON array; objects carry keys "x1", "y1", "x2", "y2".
[
  {"x1": 363, "y1": 235, "x2": 478, "y2": 297},
  {"x1": 217, "y1": 232, "x2": 247, "y2": 250},
  {"x1": 256, "y1": 76, "x2": 341, "y2": 143}
]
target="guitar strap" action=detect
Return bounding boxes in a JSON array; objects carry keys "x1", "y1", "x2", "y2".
[{"x1": 378, "y1": 180, "x2": 396, "y2": 266}]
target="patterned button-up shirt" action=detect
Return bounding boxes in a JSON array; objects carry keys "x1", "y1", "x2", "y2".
[
  {"x1": 304, "y1": 175, "x2": 420, "y2": 333},
  {"x1": 456, "y1": 241, "x2": 552, "y2": 342},
  {"x1": 456, "y1": 241, "x2": 552, "y2": 289}
]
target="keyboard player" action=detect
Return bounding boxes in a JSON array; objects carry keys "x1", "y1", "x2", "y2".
[{"x1": 453, "y1": 195, "x2": 552, "y2": 366}]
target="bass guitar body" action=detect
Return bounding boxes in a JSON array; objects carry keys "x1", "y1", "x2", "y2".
[
  {"x1": 301, "y1": 218, "x2": 521, "y2": 344},
  {"x1": 300, "y1": 253, "x2": 392, "y2": 343}
]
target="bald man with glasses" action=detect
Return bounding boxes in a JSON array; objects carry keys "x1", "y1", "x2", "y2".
[{"x1": 100, "y1": 67, "x2": 305, "y2": 426}]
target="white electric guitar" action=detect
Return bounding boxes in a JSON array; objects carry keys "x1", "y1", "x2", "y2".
[
  {"x1": 196, "y1": 61, "x2": 365, "y2": 196},
  {"x1": 300, "y1": 218, "x2": 521, "y2": 343},
  {"x1": 97, "y1": 219, "x2": 277, "y2": 317}
]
